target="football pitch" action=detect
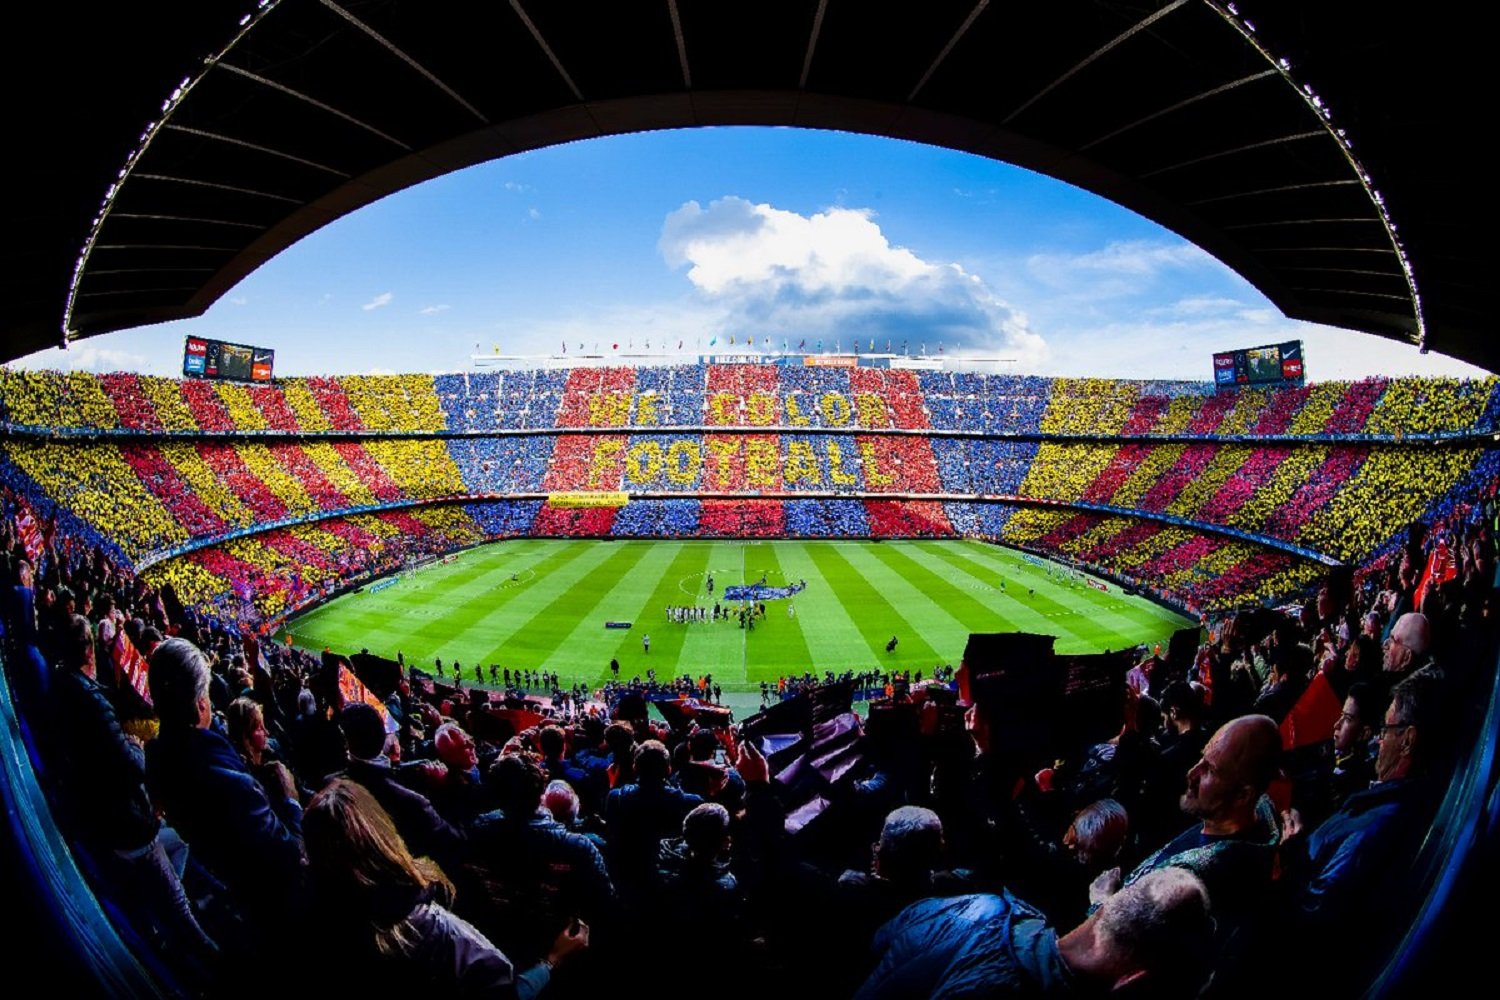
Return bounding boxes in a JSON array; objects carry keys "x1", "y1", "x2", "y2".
[{"x1": 280, "y1": 539, "x2": 1193, "y2": 691}]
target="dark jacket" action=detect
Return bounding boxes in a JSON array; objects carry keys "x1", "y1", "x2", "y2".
[
  {"x1": 51, "y1": 668, "x2": 158, "y2": 851},
  {"x1": 604, "y1": 780, "x2": 702, "y2": 883},
  {"x1": 856, "y1": 891, "x2": 1073, "y2": 1000},
  {"x1": 337, "y1": 756, "x2": 466, "y2": 871},
  {"x1": 655, "y1": 837, "x2": 741, "y2": 936},
  {"x1": 458, "y1": 808, "x2": 614, "y2": 961},
  {"x1": 146, "y1": 724, "x2": 305, "y2": 919}
]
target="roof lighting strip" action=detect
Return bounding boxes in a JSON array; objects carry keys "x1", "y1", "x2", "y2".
[
  {"x1": 1205, "y1": 0, "x2": 1428, "y2": 348},
  {"x1": 61, "y1": 0, "x2": 288, "y2": 345}
]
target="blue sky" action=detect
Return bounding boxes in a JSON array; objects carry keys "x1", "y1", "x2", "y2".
[{"x1": 19, "y1": 127, "x2": 1485, "y2": 381}]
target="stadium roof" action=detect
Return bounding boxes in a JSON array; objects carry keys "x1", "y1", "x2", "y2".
[{"x1": 8, "y1": 1, "x2": 1492, "y2": 370}]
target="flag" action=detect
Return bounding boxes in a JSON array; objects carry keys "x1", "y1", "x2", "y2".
[
  {"x1": 678, "y1": 339, "x2": 683, "y2": 350},
  {"x1": 798, "y1": 339, "x2": 806, "y2": 350},
  {"x1": 709, "y1": 336, "x2": 718, "y2": 346},
  {"x1": 729, "y1": 334, "x2": 736, "y2": 345},
  {"x1": 561, "y1": 340, "x2": 567, "y2": 353},
  {"x1": 1415, "y1": 538, "x2": 1457, "y2": 610},
  {"x1": 15, "y1": 504, "x2": 43, "y2": 564},
  {"x1": 110, "y1": 628, "x2": 152, "y2": 707},
  {"x1": 869, "y1": 338, "x2": 875, "y2": 351},
  {"x1": 1279, "y1": 671, "x2": 1342, "y2": 750},
  {"x1": 612, "y1": 342, "x2": 619, "y2": 350},
  {"x1": 886, "y1": 339, "x2": 892, "y2": 352},
  {"x1": 339, "y1": 665, "x2": 394, "y2": 731}
]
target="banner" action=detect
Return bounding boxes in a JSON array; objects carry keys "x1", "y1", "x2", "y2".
[
  {"x1": 548, "y1": 491, "x2": 629, "y2": 508},
  {"x1": 803, "y1": 355, "x2": 857, "y2": 367},
  {"x1": 15, "y1": 504, "x2": 43, "y2": 564},
  {"x1": 110, "y1": 628, "x2": 152, "y2": 706}
]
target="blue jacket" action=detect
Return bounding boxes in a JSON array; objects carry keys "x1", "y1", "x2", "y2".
[
  {"x1": 857, "y1": 891, "x2": 1074, "y2": 1000},
  {"x1": 146, "y1": 724, "x2": 304, "y2": 917},
  {"x1": 1299, "y1": 777, "x2": 1434, "y2": 929},
  {"x1": 604, "y1": 780, "x2": 702, "y2": 882}
]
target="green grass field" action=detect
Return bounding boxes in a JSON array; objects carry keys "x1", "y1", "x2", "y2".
[{"x1": 280, "y1": 539, "x2": 1192, "y2": 691}]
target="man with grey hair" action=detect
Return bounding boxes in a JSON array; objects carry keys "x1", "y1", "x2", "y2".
[
  {"x1": 832, "y1": 806, "x2": 974, "y2": 988},
  {"x1": 857, "y1": 867, "x2": 1213, "y2": 998},
  {"x1": 1281, "y1": 670, "x2": 1445, "y2": 990},
  {"x1": 145, "y1": 637, "x2": 305, "y2": 938},
  {"x1": 1383, "y1": 612, "x2": 1432, "y2": 676}
]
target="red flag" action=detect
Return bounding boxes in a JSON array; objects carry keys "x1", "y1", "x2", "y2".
[
  {"x1": 338, "y1": 666, "x2": 393, "y2": 731},
  {"x1": 1279, "y1": 671, "x2": 1341, "y2": 750},
  {"x1": 111, "y1": 628, "x2": 152, "y2": 707},
  {"x1": 1414, "y1": 538, "x2": 1456, "y2": 610},
  {"x1": 15, "y1": 503, "x2": 43, "y2": 564}
]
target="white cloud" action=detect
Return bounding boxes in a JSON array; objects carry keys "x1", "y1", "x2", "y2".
[
  {"x1": 8, "y1": 345, "x2": 153, "y2": 374},
  {"x1": 228, "y1": 296, "x2": 248, "y2": 306},
  {"x1": 419, "y1": 304, "x2": 450, "y2": 315},
  {"x1": 503, "y1": 181, "x2": 532, "y2": 193},
  {"x1": 658, "y1": 196, "x2": 1046, "y2": 363},
  {"x1": 1024, "y1": 239, "x2": 1216, "y2": 302},
  {"x1": 528, "y1": 207, "x2": 542, "y2": 220},
  {"x1": 361, "y1": 292, "x2": 393, "y2": 311}
]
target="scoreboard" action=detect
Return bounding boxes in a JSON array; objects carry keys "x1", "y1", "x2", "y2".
[
  {"x1": 183, "y1": 336, "x2": 274, "y2": 383},
  {"x1": 1212, "y1": 340, "x2": 1303, "y2": 389}
]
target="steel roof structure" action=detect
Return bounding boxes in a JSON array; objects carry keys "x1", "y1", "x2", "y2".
[{"x1": 7, "y1": 1, "x2": 1491, "y2": 369}]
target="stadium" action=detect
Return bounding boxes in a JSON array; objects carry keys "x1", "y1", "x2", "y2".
[{"x1": 3, "y1": 3, "x2": 1494, "y2": 998}]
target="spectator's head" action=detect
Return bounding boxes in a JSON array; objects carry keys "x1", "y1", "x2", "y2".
[
  {"x1": 542, "y1": 779, "x2": 580, "y2": 826},
  {"x1": 61, "y1": 613, "x2": 95, "y2": 675},
  {"x1": 1076, "y1": 867, "x2": 1214, "y2": 994},
  {"x1": 1344, "y1": 635, "x2": 1382, "y2": 678},
  {"x1": 434, "y1": 723, "x2": 478, "y2": 771},
  {"x1": 149, "y1": 638, "x2": 213, "y2": 729},
  {"x1": 1159, "y1": 683, "x2": 1204, "y2": 731},
  {"x1": 682, "y1": 802, "x2": 731, "y2": 861},
  {"x1": 490, "y1": 752, "x2": 546, "y2": 818},
  {"x1": 225, "y1": 697, "x2": 269, "y2": 764},
  {"x1": 1333, "y1": 682, "x2": 1383, "y2": 755},
  {"x1": 1384, "y1": 613, "x2": 1431, "y2": 673},
  {"x1": 1181, "y1": 715, "x2": 1280, "y2": 833},
  {"x1": 872, "y1": 805, "x2": 944, "y2": 884},
  {"x1": 339, "y1": 703, "x2": 388, "y2": 762},
  {"x1": 688, "y1": 728, "x2": 719, "y2": 761},
  {"x1": 1064, "y1": 799, "x2": 1130, "y2": 871},
  {"x1": 604, "y1": 722, "x2": 634, "y2": 757},
  {"x1": 634, "y1": 739, "x2": 671, "y2": 783},
  {"x1": 303, "y1": 778, "x2": 452, "y2": 956},
  {"x1": 538, "y1": 726, "x2": 565, "y2": 760},
  {"x1": 1375, "y1": 671, "x2": 1441, "y2": 782}
]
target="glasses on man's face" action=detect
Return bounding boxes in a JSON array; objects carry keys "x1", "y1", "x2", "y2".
[{"x1": 1379, "y1": 721, "x2": 1411, "y2": 738}]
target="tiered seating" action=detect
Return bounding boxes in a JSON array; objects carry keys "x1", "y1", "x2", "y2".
[{"x1": 5, "y1": 366, "x2": 1499, "y2": 622}]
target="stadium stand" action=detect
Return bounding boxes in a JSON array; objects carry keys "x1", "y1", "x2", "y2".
[{"x1": 3, "y1": 363, "x2": 1499, "y2": 999}]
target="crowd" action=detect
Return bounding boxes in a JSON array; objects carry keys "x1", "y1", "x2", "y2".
[
  {"x1": 4, "y1": 366, "x2": 1500, "y2": 626},
  {"x1": 6, "y1": 467, "x2": 1491, "y2": 998},
  {"x1": 9, "y1": 368, "x2": 1494, "y2": 441}
]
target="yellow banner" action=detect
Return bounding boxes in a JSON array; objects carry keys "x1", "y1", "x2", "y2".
[{"x1": 548, "y1": 491, "x2": 629, "y2": 509}]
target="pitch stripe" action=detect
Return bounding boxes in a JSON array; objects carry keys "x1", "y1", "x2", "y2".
[{"x1": 771, "y1": 540, "x2": 879, "y2": 669}]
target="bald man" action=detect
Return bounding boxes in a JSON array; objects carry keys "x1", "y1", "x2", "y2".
[{"x1": 1088, "y1": 715, "x2": 1282, "y2": 990}]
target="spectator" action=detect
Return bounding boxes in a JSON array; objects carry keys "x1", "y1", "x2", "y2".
[
  {"x1": 333, "y1": 702, "x2": 466, "y2": 873},
  {"x1": 858, "y1": 867, "x2": 1214, "y2": 999},
  {"x1": 303, "y1": 778, "x2": 585, "y2": 997},
  {"x1": 145, "y1": 637, "x2": 305, "y2": 944}
]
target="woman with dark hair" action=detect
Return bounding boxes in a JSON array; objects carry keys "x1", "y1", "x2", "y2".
[{"x1": 303, "y1": 779, "x2": 586, "y2": 997}]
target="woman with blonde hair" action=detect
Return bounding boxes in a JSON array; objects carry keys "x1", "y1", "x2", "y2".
[{"x1": 303, "y1": 778, "x2": 586, "y2": 996}]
